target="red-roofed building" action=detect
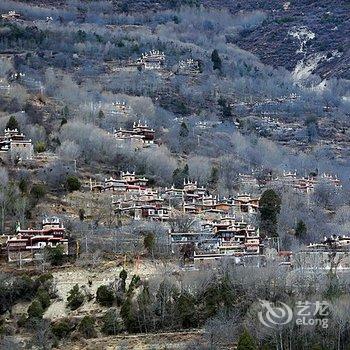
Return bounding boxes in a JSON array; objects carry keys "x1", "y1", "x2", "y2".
[{"x1": 5, "y1": 217, "x2": 68, "y2": 262}]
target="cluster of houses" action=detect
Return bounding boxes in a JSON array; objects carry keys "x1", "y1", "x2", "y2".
[
  {"x1": 275, "y1": 170, "x2": 341, "y2": 194},
  {"x1": 289, "y1": 236, "x2": 350, "y2": 270},
  {"x1": 84, "y1": 172, "x2": 263, "y2": 265},
  {"x1": 238, "y1": 170, "x2": 341, "y2": 194},
  {"x1": 2, "y1": 166, "x2": 347, "y2": 266},
  {"x1": 111, "y1": 101, "x2": 132, "y2": 117},
  {"x1": 82, "y1": 168, "x2": 344, "y2": 266},
  {"x1": 86, "y1": 171, "x2": 149, "y2": 193},
  {"x1": 0, "y1": 128, "x2": 33, "y2": 161},
  {"x1": 176, "y1": 59, "x2": 201, "y2": 75},
  {"x1": 120, "y1": 50, "x2": 202, "y2": 75},
  {"x1": 171, "y1": 215, "x2": 263, "y2": 267},
  {"x1": 114, "y1": 121, "x2": 156, "y2": 148},
  {"x1": 1, "y1": 11, "x2": 21, "y2": 20},
  {"x1": 307, "y1": 235, "x2": 350, "y2": 252},
  {"x1": 136, "y1": 50, "x2": 166, "y2": 70},
  {"x1": 253, "y1": 116, "x2": 303, "y2": 141},
  {"x1": 3, "y1": 217, "x2": 68, "y2": 263}
]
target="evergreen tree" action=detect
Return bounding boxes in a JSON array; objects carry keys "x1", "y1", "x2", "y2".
[
  {"x1": 259, "y1": 189, "x2": 281, "y2": 237},
  {"x1": 19, "y1": 178, "x2": 28, "y2": 194},
  {"x1": 211, "y1": 49, "x2": 222, "y2": 71},
  {"x1": 120, "y1": 297, "x2": 136, "y2": 332},
  {"x1": 179, "y1": 121, "x2": 189, "y2": 138},
  {"x1": 218, "y1": 96, "x2": 232, "y2": 120},
  {"x1": 175, "y1": 291, "x2": 198, "y2": 328},
  {"x1": 119, "y1": 269, "x2": 127, "y2": 293},
  {"x1": 79, "y1": 316, "x2": 96, "y2": 338},
  {"x1": 101, "y1": 309, "x2": 120, "y2": 335},
  {"x1": 172, "y1": 164, "x2": 189, "y2": 188},
  {"x1": 61, "y1": 106, "x2": 69, "y2": 118},
  {"x1": 295, "y1": 219, "x2": 307, "y2": 239},
  {"x1": 305, "y1": 115, "x2": 318, "y2": 143},
  {"x1": 183, "y1": 164, "x2": 189, "y2": 178},
  {"x1": 237, "y1": 329, "x2": 257, "y2": 350},
  {"x1": 144, "y1": 233, "x2": 155, "y2": 257},
  {"x1": 201, "y1": 274, "x2": 237, "y2": 319},
  {"x1": 209, "y1": 166, "x2": 219, "y2": 188},
  {"x1": 6, "y1": 116, "x2": 19, "y2": 131},
  {"x1": 323, "y1": 274, "x2": 342, "y2": 300},
  {"x1": 127, "y1": 275, "x2": 141, "y2": 296},
  {"x1": 60, "y1": 117, "x2": 67, "y2": 127},
  {"x1": 67, "y1": 284, "x2": 84, "y2": 310},
  {"x1": 98, "y1": 109, "x2": 105, "y2": 120},
  {"x1": 137, "y1": 284, "x2": 153, "y2": 332}
]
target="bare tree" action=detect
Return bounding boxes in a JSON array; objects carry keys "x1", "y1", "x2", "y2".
[
  {"x1": 168, "y1": 210, "x2": 196, "y2": 233},
  {"x1": 0, "y1": 167, "x2": 9, "y2": 234},
  {"x1": 330, "y1": 296, "x2": 350, "y2": 350}
]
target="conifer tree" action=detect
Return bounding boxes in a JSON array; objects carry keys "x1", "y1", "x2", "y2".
[
  {"x1": 295, "y1": 219, "x2": 307, "y2": 239},
  {"x1": 237, "y1": 329, "x2": 257, "y2": 350},
  {"x1": 6, "y1": 116, "x2": 19, "y2": 131},
  {"x1": 259, "y1": 189, "x2": 281, "y2": 237},
  {"x1": 211, "y1": 49, "x2": 222, "y2": 71},
  {"x1": 179, "y1": 121, "x2": 189, "y2": 138}
]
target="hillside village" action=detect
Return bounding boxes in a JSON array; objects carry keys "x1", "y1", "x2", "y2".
[{"x1": 0, "y1": 1, "x2": 349, "y2": 349}]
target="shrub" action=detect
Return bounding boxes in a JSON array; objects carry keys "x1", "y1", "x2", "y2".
[
  {"x1": 35, "y1": 273, "x2": 54, "y2": 286},
  {"x1": 19, "y1": 178, "x2": 29, "y2": 194},
  {"x1": 30, "y1": 184, "x2": 46, "y2": 201},
  {"x1": 67, "y1": 284, "x2": 84, "y2": 310},
  {"x1": 47, "y1": 245, "x2": 65, "y2": 266},
  {"x1": 78, "y1": 316, "x2": 96, "y2": 338},
  {"x1": 35, "y1": 141, "x2": 46, "y2": 153},
  {"x1": 96, "y1": 285, "x2": 115, "y2": 307},
  {"x1": 27, "y1": 300, "x2": 44, "y2": 319},
  {"x1": 36, "y1": 287, "x2": 51, "y2": 309},
  {"x1": 14, "y1": 274, "x2": 36, "y2": 301},
  {"x1": 51, "y1": 319, "x2": 71, "y2": 339},
  {"x1": 17, "y1": 314, "x2": 27, "y2": 328},
  {"x1": 66, "y1": 176, "x2": 81, "y2": 192}
]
